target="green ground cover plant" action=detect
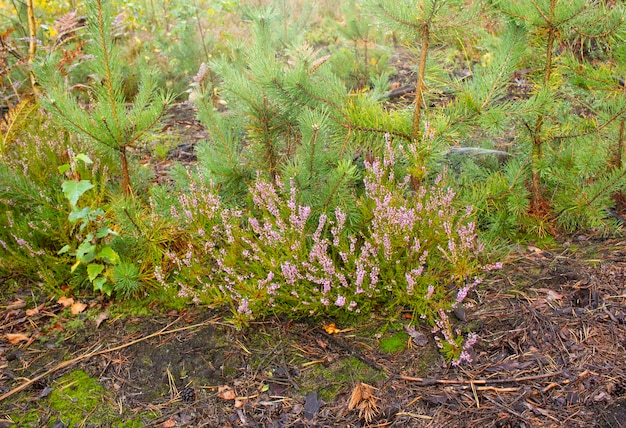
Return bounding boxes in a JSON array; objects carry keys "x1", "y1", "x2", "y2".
[{"x1": 1, "y1": 0, "x2": 625, "y2": 365}]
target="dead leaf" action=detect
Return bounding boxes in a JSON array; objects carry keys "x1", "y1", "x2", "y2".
[
  {"x1": 162, "y1": 418, "x2": 177, "y2": 428},
  {"x1": 6, "y1": 299, "x2": 26, "y2": 310},
  {"x1": 26, "y1": 307, "x2": 39, "y2": 316},
  {"x1": 35, "y1": 387, "x2": 54, "y2": 400},
  {"x1": 424, "y1": 393, "x2": 449, "y2": 404},
  {"x1": 348, "y1": 382, "x2": 379, "y2": 423},
  {"x1": 6, "y1": 333, "x2": 29, "y2": 344},
  {"x1": 58, "y1": 296, "x2": 74, "y2": 307},
  {"x1": 315, "y1": 338, "x2": 328, "y2": 349},
  {"x1": 94, "y1": 311, "x2": 110, "y2": 328},
  {"x1": 304, "y1": 391, "x2": 323, "y2": 420},
  {"x1": 70, "y1": 301, "x2": 87, "y2": 314},
  {"x1": 404, "y1": 325, "x2": 428, "y2": 347},
  {"x1": 217, "y1": 385, "x2": 236, "y2": 400},
  {"x1": 49, "y1": 322, "x2": 64, "y2": 332}
]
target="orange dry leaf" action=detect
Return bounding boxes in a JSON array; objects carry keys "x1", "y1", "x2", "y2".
[
  {"x1": 217, "y1": 385, "x2": 236, "y2": 400},
  {"x1": 70, "y1": 301, "x2": 87, "y2": 314},
  {"x1": 58, "y1": 296, "x2": 74, "y2": 307},
  {"x1": 6, "y1": 333, "x2": 29, "y2": 344},
  {"x1": 26, "y1": 307, "x2": 39, "y2": 316},
  {"x1": 323, "y1": 323, "x2": 341, "y2": 334}
]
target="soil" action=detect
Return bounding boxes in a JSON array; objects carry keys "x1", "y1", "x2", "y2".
[{"x1": 1, "y1": 237, "x2": 625, "y2": 427}]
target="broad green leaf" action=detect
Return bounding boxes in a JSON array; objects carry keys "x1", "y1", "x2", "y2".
[
  {"x1": 58, "y1": 244, "x2": 71, "y2": 255},
  {"x1": 62, "y1": 180, "x2": 94, "y2": 207},
  {"x1": 96, "y1": 227, "x2": 118, "y2": 238},
  {"x1": 93, "y1": 276, "x2": 112, "y2": 295},
  {"x1": 58, "y1": 164, "x2": 70, "y2": 174},
  {"x1": 87, "y1": 263, "x2": 105, "y2": 281},
  {"x1": 69, "y1": 207, "x2": 91, "y2": 223},
  {"x1": 76, "y1": 241, "x2": 96, "y2": 263},
  {"x1": 75, "y1": 153, "x2": 93, "y2": 164},
  {"x1": 97, "y1": 246, "x2": 120, "y2": 264}
]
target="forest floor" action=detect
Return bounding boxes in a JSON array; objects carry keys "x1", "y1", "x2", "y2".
[{"x1": 1, "y1": 234, "x2": 625, "y2": 427}]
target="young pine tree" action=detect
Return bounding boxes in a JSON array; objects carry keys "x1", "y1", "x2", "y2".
[{"x1": 36, "y1": 0, "x2": 171, "y2": 196}]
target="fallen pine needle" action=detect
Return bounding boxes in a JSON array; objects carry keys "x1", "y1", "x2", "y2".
[{"x1": 395, "y1": 411, "x2": 433, "y2": 420}]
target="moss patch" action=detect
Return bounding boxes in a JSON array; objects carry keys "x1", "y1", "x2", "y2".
[
  {"x1": 379, "y1": 331, "x2": 409, "y2": 353},
  {"x1": 47, "y1": 370, "x2": 112, "y2": 425}
]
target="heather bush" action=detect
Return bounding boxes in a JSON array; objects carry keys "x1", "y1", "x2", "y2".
[{"x1": 159, "y1": 135, "x2": 491, "y2": 363}]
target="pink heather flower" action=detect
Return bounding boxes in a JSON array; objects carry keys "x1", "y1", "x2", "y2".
[
  {"x1": 455, "y1": 286, "x2": 470, "y2": 306},
  {"x1": 425, "y1": 285, "x2": 435, "y2": 300},
  {"x1": 405, "y1": 272, "x2": 416, "y2": 294},
  {"x1": 355, "y1": 262, "x2": 366, "y2": 288},
  {"x1": 237, "y1": 298, "x2": 252, "y2": 315},
  {"x1": 281, "y1": 261, "x2": 299, "y2": 285},
  {"x1": 383, "y1": 133, "x2": 394, "y2": 168},
  {"x1": 313, "y1": 213, "x2": 327, "y2": 241},
  {"x1": 335, "y1": 295, "x2": 346, "y2": 307},
  {"x1": 484, "y1": 261, "x2": 503, "y2": 271},
  {"x1": 258, "y1": 271, "x2": 275, "y2": 288},
  {"x1": 267, "y1": 283, "x2": 280, "y2": 295}
]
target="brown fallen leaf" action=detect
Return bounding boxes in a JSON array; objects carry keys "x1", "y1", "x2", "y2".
[
  {"x1": 404, "y1": 325, "x2": 428, "y2": 347},
  {"x1": 70, "y1": 301, "x2": 87, "y2": 314},
  {"x1": 6, "y1": 333, "x2": 29, "y2": 344},
  {"x1": 58, "y1": 296, "x2": 74, "y2": 307},
  {"x1": 6, "y1": 299, "x2": 26, "y2": 310},
  {"x1": 217, "y1": 385, "x2": 236, "y2": 400},
  {"x1": 162, "y1": 418, "x2": 177, "y2": 428},
  {"x1": 26, "y1": 307, "x2": 40, "y2": 316}
]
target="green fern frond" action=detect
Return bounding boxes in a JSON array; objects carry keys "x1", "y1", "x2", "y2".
[{"x1": 1, "y1": 98, "x2": 38, "y2": 155}]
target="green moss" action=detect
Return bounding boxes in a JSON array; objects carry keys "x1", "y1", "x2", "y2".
[
  {"x1": 379, "y1": 331, "x2": 409, "y2": 353},
  {"x1": 47, "y1": 370, "x2": 111, "y2": 425},
  {"x1": 9, "y1": 407, "x2": 42, "y2": 425}
]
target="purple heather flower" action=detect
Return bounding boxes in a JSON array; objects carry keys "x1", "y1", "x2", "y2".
[{"x1": 335, "y1": 295, "x2": 346, "y2": 307}]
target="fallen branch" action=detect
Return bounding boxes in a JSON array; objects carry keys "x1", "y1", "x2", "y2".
[
  {"x1": 399, "y1": 370, "x2": 563, "y2": 386},
  {"x1": 0, "y1": 316, "x2": 221, "y2": 402}
]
